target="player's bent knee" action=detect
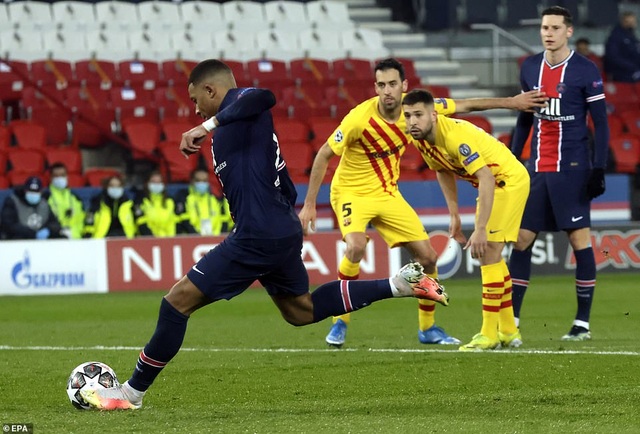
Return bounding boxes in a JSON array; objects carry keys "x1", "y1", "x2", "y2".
[{"x1": 165, "y1": 276, "x2": 209, "y2": 316}]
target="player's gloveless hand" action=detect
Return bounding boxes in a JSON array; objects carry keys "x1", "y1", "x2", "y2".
[
  {"x1": 180, "y1": 124, "x2": 209, "y2": 158},
  {"x1": 298, "y1": 204, "x2": 317, "y2": 236},
  {"x1": 512, "y1": 90, "x2": 549, "y2": 112}
]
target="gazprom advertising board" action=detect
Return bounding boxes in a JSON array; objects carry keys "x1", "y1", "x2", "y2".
[{"x1": 0, "y1": 239, "x2": 108, "y2": 295}]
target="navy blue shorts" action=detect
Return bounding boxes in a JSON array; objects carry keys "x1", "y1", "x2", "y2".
[
  {"x1": 520, "y1": 170, "x2": 591, "y2": 232},
  {"x1": 186, "y1": 232, "x2": 310, "y2": 301}
]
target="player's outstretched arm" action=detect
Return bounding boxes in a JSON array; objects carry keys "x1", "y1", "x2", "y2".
[
  {"x1": 215, "y1": 88, "x2": 276, "y2": 125},
  {"x1": 454, "y1": 90, "x2": 548, "y2": 113},
  {"x1": 299, "y1": 142, "x2": 335, "y2": 235}
]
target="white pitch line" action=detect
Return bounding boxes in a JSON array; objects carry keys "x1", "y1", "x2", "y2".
[{"x1": 0, "y1": 345, "x2": 638, "y2": 356}]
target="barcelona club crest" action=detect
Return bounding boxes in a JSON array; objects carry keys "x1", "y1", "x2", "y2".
[{"x1": 343, "y1": 217, "x2": 351, "y2": 227}]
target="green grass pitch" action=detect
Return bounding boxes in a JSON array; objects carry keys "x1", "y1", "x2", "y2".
[{"x1": 1, "y1": 272, "x2": 638, "y2": 434}]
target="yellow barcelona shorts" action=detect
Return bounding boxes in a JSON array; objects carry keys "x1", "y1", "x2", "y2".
[
  {"x1": 330, "y1": 192, "x2": 428, "y2": 248},
  {"x1": 486, "y1": 170, "x2": 530, "y2": 243}
]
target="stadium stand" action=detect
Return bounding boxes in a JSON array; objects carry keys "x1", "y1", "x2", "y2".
[{"x1": 0, "y1": 0, "x2": 636, "y2": 190}]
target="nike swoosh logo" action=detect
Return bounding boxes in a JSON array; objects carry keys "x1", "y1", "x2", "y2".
[
  {"x1": 191, "y1": 265, "x2": 205, "y2": 275},
  {"x1": 571, "y1": 216, "x2": 584, "y2": 222},
  {"x1": 489, "y1": 229, "x2": 501, "y2": 234}
]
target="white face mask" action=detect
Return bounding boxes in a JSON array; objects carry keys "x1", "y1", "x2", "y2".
[
  {"x1": 148, "y1": 182, "x2": 165, "y2": 195},
  {"x1": 107, "y1": 186, "x2": 124, "y2": 200},
  {"x1": 193, "y1": 181, "x2": 209, "y2": 194},
  {"x1": 25, "y1": 192, "x2": 41, "y2": 205},
  {"x1": 51, "y1": 176, "x2": 68, "y2": 190}
]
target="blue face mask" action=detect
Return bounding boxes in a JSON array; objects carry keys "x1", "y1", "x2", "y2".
[
  {"x1": 148, "y1": 182, "x2": 165, "y2": 195},
  {"x1": 193, "y1": 181, "x2": 209, "y2": 194},
  {"x1": 25, "y1": 192, "x2": 41, "y2": 205},
  {"x1": 51, "y1": 176, "x2": 68, "y2": 190},
  {"x1": 107, "y1": 187, "x2": 124, "y2": 200}
]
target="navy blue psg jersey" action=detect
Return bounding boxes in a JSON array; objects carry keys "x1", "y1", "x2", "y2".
[
  {"x1": 209, "y1": 87, "x2": 300, "y2": 240},
  {"x1": 519, "y1": 51, "x2": 605, "y2": 172}
]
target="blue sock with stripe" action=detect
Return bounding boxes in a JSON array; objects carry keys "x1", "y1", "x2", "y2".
[
  {"x1": 311, "y1": 279, "x2": 393, "y2": 323},
  {"x1": 574, "y1": 247, "x2": 596, "y2": 325},
  {"x1": 128, "y1": 298, "x2": 189, "y2": 392},
  {"x1": 509, "y1": 248, "x2": 532, "y2": 323}
]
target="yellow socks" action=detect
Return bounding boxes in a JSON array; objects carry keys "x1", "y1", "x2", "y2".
[
  {"x1": 498, "y1": 259, "x2": 518, "y2": 335},
  {"x1": 480, "y1": 262, "x2": 504, "y2": 340}
]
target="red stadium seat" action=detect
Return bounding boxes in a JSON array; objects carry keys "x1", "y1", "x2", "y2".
[
  {"x1": 455, "y1": 114, "x2": 493, "y2": 135},
  {"x1": 604, "y1": 82, "x2": 639, "y2": 114},
  {"x1": 273, "y1": 118, "x2": 310, "y2": 144},
  {"x1": 246, "y1": 59, "x2": 294, "y2": 89},
  {"x1": 29, "y1": 107, "x2": 72, "y2": 146},
  {"x1": 74, "y1": 59, "x2": 119, "y2": 88},
  {"x1": 280, "y1": 141, "x2": 312, "y2": 183},
  {"x1": 110, "y1": 86, "x2": 158, "y2": 127},
  {"x1": 30, "y1": 59, "x2": 74, "y2": 88},
  {"x1": 84, "y1": 167, "x2": 122, "y2": 187},
  {"x1": 308, "y1": 116, "x2": 338, "y2": 151},
  {"x1": 497, "y1": 132, "x2": 512, "y2": 147},
  {"x1": 610, "y1": 134, "x2": 640, "y2": 173},
  {"x1": 154, "y1": 86, "x2": 192, "y2": 119},
  {"x1": 21, "y1": 86, "x2": 66, "y2": 109},
  {"x1": 71, "y1": 108, "x2": 116, "y2": 149},
  {"x1": 118, "y1": 60, "x2": 162, "y2": 89},
  {"x1": 161, "y1": 117, "x2": 194, "y2": 143},
  {"x1": 45, "y1": 147, "x2": 83, "y2": 173},
  {"x1": 8, "y1": 171, "x2": 38, "y2": 187},
  {"x1": 281, "y1": 85, "x2": 331, "y2": 119},
  {"x1": 0, "y1": 151, "x2": 7, "y2": 175},
  {"x1": 618, "y1": 111, "x2": 640, "y2": 136},
  {"x1": 160, "y1": 59, "x2": 198, "y2": 88},
  {"x1": 425, "y1": 84, "x2": 451, "y2": 99},
  {"x1": 10, "y1": 120, "x2": 47, "y2": 150},
  {"x1": 123, "y1": 119, "x2": 161, "y2": 159},
  {"x1": 325, "y1": 84, "x2": 372, "y2": 119},
  {"x1": 332, "y1": 58, "x2": 373, "y2": 85},
  {"x1": 8, "y1": 149, "x2": 45, "y2": 174},
  {"x1": 0, "y1": 174, "x2": 9, "y2": 189},
  {"x1": 0, "y1": 125, "x2": 11, "y2": 151},
  {"x1": 158, "y1": 140, "x2": 198, "y2": 183},
  {"x1": 289, "y1": 58, "x2": 335, "y2": 86},
  {"x1": 66, "y1": 172, "x2": 86, "y2": 188},
  {"x1": 65, "y1": 84, "x2": 112, "y2": 111},
  {"x1": 0, "y1": 60, "x2": 28, "y2": 102}
]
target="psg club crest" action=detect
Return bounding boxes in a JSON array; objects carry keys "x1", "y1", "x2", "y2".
[{"x1": 556, "y1": 82, "x2": 567, "y2": 94}]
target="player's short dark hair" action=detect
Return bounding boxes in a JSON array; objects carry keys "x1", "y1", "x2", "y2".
[
  {"x1": 190, "y1": 168, "x2": 209, "y2": 181},
  {"x1": 402, "y1": 89, "x2": 435, "y2": 107},
  {"x1": 189, "y1": 59, "x2": 233, "y2": 86},
  {"x1": 575, "y1": 37, "x2": 590, "y2": 45},
  {"x1": 374, "y1": 58, "x2": 405, "y2": 81},
  {"x1": 49, "y1": 162, "x2": 67, "y2": 173},
  {"x1": 542, "y1": 6, "x2": 573, "y2": 26}
]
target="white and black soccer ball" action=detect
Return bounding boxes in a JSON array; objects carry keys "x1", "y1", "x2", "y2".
[{"x1": 66, "y1": 361, "x2": 119, "y2": 410}]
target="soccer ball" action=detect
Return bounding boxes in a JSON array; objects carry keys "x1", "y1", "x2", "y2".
[{"x1": 66, "y1": 361, "x2": 119, "y2": 410}]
